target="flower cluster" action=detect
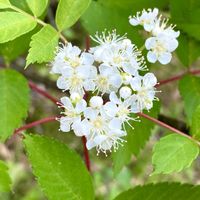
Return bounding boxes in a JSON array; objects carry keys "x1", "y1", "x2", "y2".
[
  {"x1": 51, "y1": 30, "x2": 158, "y2": 155},
  {"x1": 129, "y1": 8, "x2": 180, "y2": 65}
]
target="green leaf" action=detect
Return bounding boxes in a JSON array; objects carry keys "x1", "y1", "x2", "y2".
[
  {"x1": 179, "y1": 75, "x2": 200, "y2": 125},
  {"x1": 56, "y1": 0, "x2": 91, "y2": 31},
  {"x1": 170, "y1": 0, "x2": 200, "y2": 41},
  {"x1": 176, "y1": 34, "x2": 200, "y2": 67},
  {"x1": 26, "y1": 25, "x2": 59, "y2": 67},
  {"x1": 0, "y1": 69, "x2": 30, "y2": 141},
  {"x1": 152, "y1": 134, "x2": 199, "y2": 175},
  {"x1": 24, "y1": 134, "x2": 94, "y2": 200},
  {"x1": 26, "y1": 0, "x2": 48, "y2": 17},
  {"x1": 0, "y1": 26, "x2": 40, "y2": 63},
  {"x1": 114, "y1": 182, "x2": 200, "y2": 200},
  {"x1": 112, "y1": 101, "x2": 160, "y2": 175},
  {"x1": 81, "y1": 0, "x2": 168, "y2": 46},
  {"x1": 0, "y1": 11, "x2": 37, "y2": 43},
  {"x1": 0, "y1": 160, "x2": 12, "y2": 192},
  {"x1": 191, "y1": 105, "x2": 200, "y2": 140},
  {"x1": 112, "y1": 145, "x2": 132, "y2": 176},
  {"x1": 0, "y1": 0, "x2": 11, "y2": 8}
]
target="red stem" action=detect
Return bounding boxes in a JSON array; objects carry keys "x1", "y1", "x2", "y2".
[
  {"x1": 29, "y1": 81, "x2": 58, "y2": 104},
  {"x1": 82, "y1": 136, "x2": 91, "y2": 171},
  {"x1": 138, "y1": 112, "x2": 200, "y2": 146},
  {"x1": 14, "y1": 116, "x2": 57, "y2": 135},
  {"x1": 156, "y1": 69, "x2": 200, "y2": 87}
]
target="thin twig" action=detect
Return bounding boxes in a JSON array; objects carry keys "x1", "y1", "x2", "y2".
[
  {"x1": 138, "y1": 112, "x2": 200, "y2": 146},
  {"x1": 82, "y1": 136, "x2": 91, "y2": 171},
  {"x1": 14, "y1": 116, "x2": 57, "y2": 135},
  {"x1": 29, "y1": 81, "x2": 59, "y2": 104},
  {"x1": 156, "y1": 69, "x2": 200, "y2": 87}
]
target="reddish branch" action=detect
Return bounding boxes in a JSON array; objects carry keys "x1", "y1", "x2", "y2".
[
  {"x1": 14, "y1": 116, "x2": 57, "y2": 135},
  {"x1": 156, "y1": 69, "x2": 200, "y2": 87},
  {"x1": 29, "y1": 81, "x2": 58, "y2": 104},
  {"x1": 138, "y1": 112, "x2": 200, "y2": 146},
  {"x1": 82, "y1": 136, "x2": 91, "y2": 171}
]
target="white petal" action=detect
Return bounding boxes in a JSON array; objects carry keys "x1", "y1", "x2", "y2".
[
  {"x1": 93, "y1": 135, "x2": 107, "y2": 145},
  {"x1": 75, "y1": 99, "x2": 87, "y2": 113},
  {"x1": 158, "y1": 52, "x2": 172, "y2": 65},
  {"x1": 60, "y1": 117, "x2": 71, "y2": 132},
  {"x1": 167, "y1": 39, "x2": 178, "y2": 52},
  {"x1": 109, "y1": 74, "x2": 122, "y2": 88},
  {"x1": 81, "y1": 52, "x2": 94, "y2": 65},
  {"x1": 129, "y1": 17, "x2": 139, "y2": 26},
  {"x1": 130, "y1": 77, "x2": 142, "y2": 91},
  {"x1": 110, "y1": 92, "x2": 121, "y2": 104},
  {"x1": 109, "y1": 118, "x2": 122, "y2": 130},
  {"x1": 83, "y1": 80, "x2": 96, "y2": 91},
  {"x1": 147, "y1": 51, "x2": 157, "y2": 63},
  {"x1": 84, "y1": 108, "x2": 98, "y2": 119},
  {"x1": 57, "y1": 76, "x2": 69, "y2": 90},
  {"x1": 86, "y1": 139, "x2": 96, "y2": 150},
  {"x1": 60, "y1": 97, "x2": 73, "y2": 109},
  {"x1": 104, "y1": 102, "x2": 118, "y2": 117},
  {"x1": 145, "y1": 37, "x2": 156, "y2": 50},
  {"x1": 143, "y1": 73, "x2": 157, "y2": 87}
]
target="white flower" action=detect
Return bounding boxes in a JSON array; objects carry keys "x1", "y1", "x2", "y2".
[
  {"x1": 152, "y1": 16, "x2": 180, "y2": 38},
  {"x1": 129, "y1": 8, "x2": 159, "y2": 32},
  {"x1": 57, "y1": 63, "x2": 97, "y2": 95},
  {"x1": 104, "y1": 92, "x2": 133, "y2": 127},
  {"x1": 96, "y1": 64, "x2": 122, "y2": 94},
  {"x1": 145, "y1": 35, "x2": 178, "y2": 64},
  {"x1": 51, "y1": 43, "x2": 82, "y2": 74},
  {"x1": 130, "y1": 73, "x2": 157, "y2": 112},
  {"x1": 58, "y1": 95, "x2": 87, "y2": 134}
]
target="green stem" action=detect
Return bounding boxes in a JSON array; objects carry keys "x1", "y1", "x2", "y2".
[{"x1": 10, "y1": 5, "x2": 67, "y2": 44}]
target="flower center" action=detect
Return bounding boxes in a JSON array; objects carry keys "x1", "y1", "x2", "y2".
[
  {"x1": 92, "y1": 117, "x2": 104, "y2": 129},
  {"x1": 70, "y1": 75, "x2": 82, "y2": 86},
  {"x1": 70, "y1": 57, "x2": 80, "y2": 68}
]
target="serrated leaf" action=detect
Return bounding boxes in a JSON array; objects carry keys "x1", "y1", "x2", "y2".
[
  {"x1": 0, "y1": 160, "x2": 12, "y2": 192},
  {"x1": 191, "y1": 105, "x2": 200, "y2": 140},
  {"x1": 0, "y1": 0, "x2": 11, "y2": 8},
  {"x1": 55, "y1": 0, "x2": 91, "y2": 31},
  {"x1": 112, "y1": 102, "x2": 160, "y2": 175},
  {"x1": 24, "y1": 134, "x2": 94, "y2": 200},
  {"x1": 0, "y1": 69, "x2": 30, "y2": 141},
  {"x1": 0, "y1": 26, "x2": 40, "y2": 63},
  {"x1": 26, "y1": 0, "x2": 48, "y2": 17},
  {"x1": 0, "y1": 11, "x2": 37, "y2": 43},
  {"x1": 114, "y1": 182, "x2": 200, "y2": 200},
  {"x1": 152, "y1": 134, "x2": 199, "y2": 175},
  {"x1": 176, "y1": 34, "x2": 200, "y2": 67},
  {"x1": 179, "y1": 75, "x2": 200, "y2": 125},
  {"x1": 26, "y1": 25, "x2": 59, "y2": 67}
]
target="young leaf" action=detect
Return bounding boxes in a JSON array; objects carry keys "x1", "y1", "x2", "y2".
[
  {"x1": 26, "y1": 25, "x2": 59, "y2": 67},
  {"x1": 191, "y1": 105, "x2": 200, "y2": 140},
  {"x1": 55, "y1": 0, "x2": 91, "y2": 31},
  {"x1": 179, "y1": 75, "x2": 200, "y2": 125},
  {"x1": 0, "y1": 160, "x2": 12, "y2": 192},
  {"x1": 114, "y1": 182, "x2": 200, "y2": 200},
  {"x1": 24, "y1": 134, "x2": 94, "y2": 200},
  {"x1": 0, "y1": 11, "x2": 37, "y2": 43},
  {"x1": 26, "y1": 0, "x2": 48, "y2": 17},
  {"x1": 0, "y1": 69, "x2": 30, "y2": 141},
  {"x1": 112, "y1": 101, "x2": 160, "y2": 175},
  {"x1": 152, "y1": 134, "x2": 199, "y2": 175},
  {"x1": 0, "y1": 0, "x2": 11, "y2": 8}
]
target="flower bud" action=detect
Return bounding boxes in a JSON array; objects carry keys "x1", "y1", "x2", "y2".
[
  {"x1": 90, "y1": 96, "x2": 103, "y2": 108},
  {"x1": 120, "y1": 86, "x2": 132, "y2": 99}
]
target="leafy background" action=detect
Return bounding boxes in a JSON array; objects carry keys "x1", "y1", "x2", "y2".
[{"x1": 1, "y1": 0, "x2": 200, "y2": 199}]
